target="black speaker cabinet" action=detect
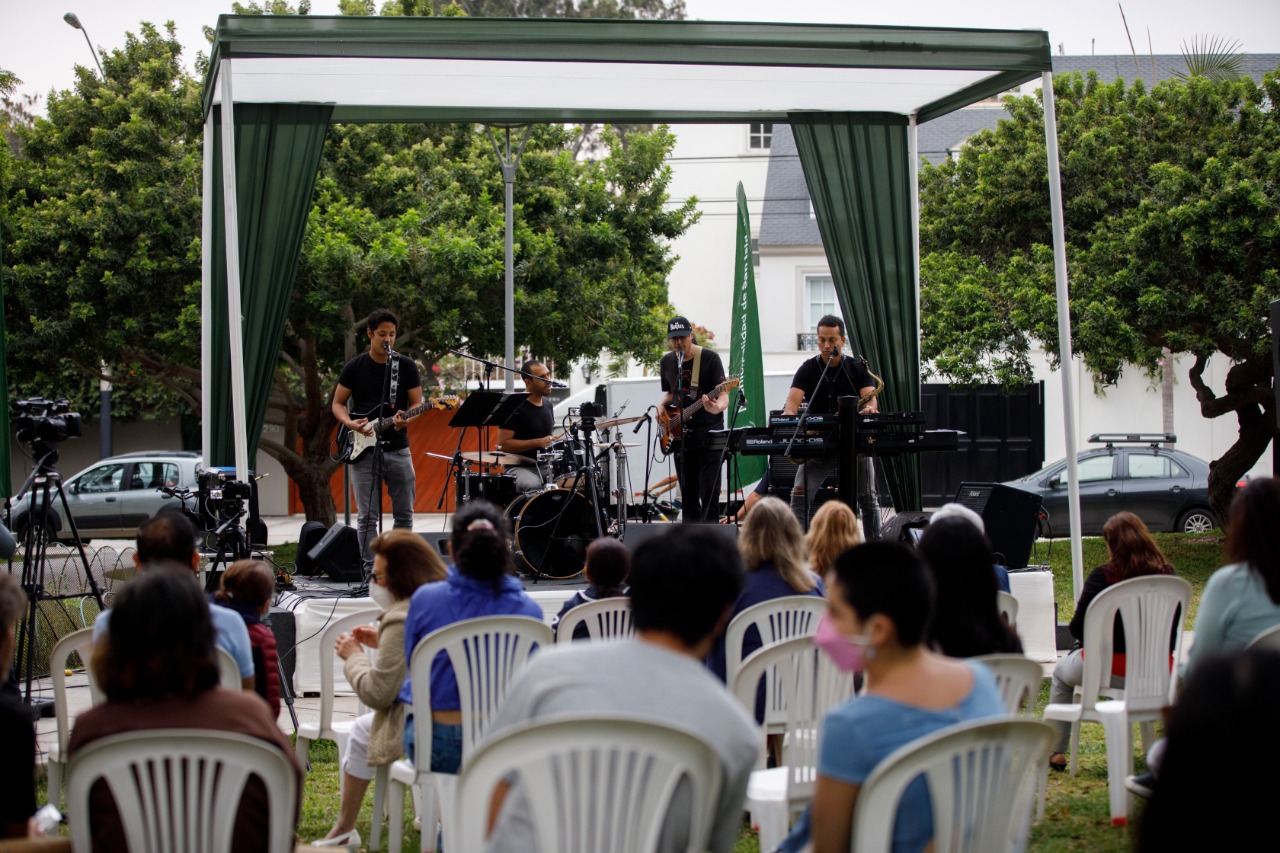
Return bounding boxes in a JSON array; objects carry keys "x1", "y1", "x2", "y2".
[
  {"x1": 295, "y1": 521, "x2": 328, "y2": 576},
  {"x1": 880, "y1": 511, "x2": 933, "y2": 545},
  {"x1": 954, "y1": 482, "x2": 1042, "y2": 569},
  {"x1": 308, "y1": 523, "x2": 363, "y2": 582},
  {"x1": 262, "y1": 606, "x2": 296, "y2": 686},
  {"x1": 619, "y1": 522, "x2": 738, "y2": 554},
  {"x1": 419, "y1": 531, "x2": 452, "y2": 559}
]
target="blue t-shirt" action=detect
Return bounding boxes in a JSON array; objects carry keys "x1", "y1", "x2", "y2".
[
  {"x1": 398, "y1": 571, "x2": 543, "y2": 711},
  {"x1": 817, "y1": 661, "x2": 1005, "y2": 853},
  {"x1": 94, "y1": 601, "x2": 255, "y2": 679},
  {"x1": 707, "y1": 564, "x2": 824, "y2": 682}
]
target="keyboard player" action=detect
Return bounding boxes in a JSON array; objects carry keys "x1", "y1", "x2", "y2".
[{"x1": 781, "y1": 315, "x2": 881, "y2": 534}]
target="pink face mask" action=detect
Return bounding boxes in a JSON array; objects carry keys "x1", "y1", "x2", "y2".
[{"x1": 814, "y1": 612, "x2": 873, "y2": 673}]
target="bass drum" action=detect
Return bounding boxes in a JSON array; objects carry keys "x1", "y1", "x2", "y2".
[{"x1": 505, "y1": 488, "x2": 600, "y2": 579}]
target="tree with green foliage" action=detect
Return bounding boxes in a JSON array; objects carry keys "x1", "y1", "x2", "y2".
[
  {"x1": 3, "y1": 13, "x2": 697, "y2": 522},
  {"x1": 918, "y1": 69, "x2": 1280, "y2": 523}
]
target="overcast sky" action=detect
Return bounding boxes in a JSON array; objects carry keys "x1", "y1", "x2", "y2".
[{"x1": 2, "y1": 0, "x2": 1277, "y2": 108}]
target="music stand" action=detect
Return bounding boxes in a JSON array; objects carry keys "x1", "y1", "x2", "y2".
[{"x1": 439, "y1": 391, "x2": 530, "y2": 510}]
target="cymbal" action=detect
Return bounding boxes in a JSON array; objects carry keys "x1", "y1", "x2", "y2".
[
  {"x1": 460, "y1": 450, "x2": 533, "y2": 466},
  {"x1": 594, "y1": 414, "x2": 647, "y2": 429}
]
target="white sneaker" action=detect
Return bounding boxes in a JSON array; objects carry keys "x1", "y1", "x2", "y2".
[{"x1": 311, "y1": 828, "x2": 361, "y2": 849}]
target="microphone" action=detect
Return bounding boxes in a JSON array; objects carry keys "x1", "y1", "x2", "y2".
[
  {"x1": 633, "y1": 412, "x2": 651, "y2": 434},
  {"x1": 546, "y1": 378, "x2": 569, "y2": 389},
  {"x1": 737, "y1": 387, "x2": 748, "y2": 409},
  {"x1": 383, "y1": 342, "x2": 393, "y2": 355},
  {"x1": 676, "y1": 348, "x2": 684, "y2": 374}
]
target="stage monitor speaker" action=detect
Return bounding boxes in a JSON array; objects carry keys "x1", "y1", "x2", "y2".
[
  {"x1": 308, "y1": 523, "x2": 363, "y2": 582},
  {"x1": 419, "y1": 531, "x2": 452, "y2": 559},
  {"x1": 263, "y1": 606, "x2": 296, "y2": 686},
  {"x1": 880, "y1": 511, "x2": 932, "y2": 545},
  {"x1": 954, "y1": 482, "x2": 1042, "y2": 570},
  {"x1": 619, "y1": 523, "x2": 738, "y2": 554},
  {"x1": 295, "y1": 521, "x2": 328, "y2": 576}
]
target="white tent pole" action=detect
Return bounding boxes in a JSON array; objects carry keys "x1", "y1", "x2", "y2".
[
  {"x1": 487, "y1": 126, "x2": 531, "y2": 392},
  {"x1": 909, "y1": 113, "x2": 921, "y2": 370},
  {"x1": 201, "y1": 112, "x2": 213, "y2": 470},
  {"x1": 1042, "y1": 70, "x2": 1084, "y2": 600},
  {"x1": 218, "y1": 58, "x2": 250, "y2": 483}
]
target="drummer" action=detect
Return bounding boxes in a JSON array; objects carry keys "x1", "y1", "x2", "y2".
[{"x1": 496, "y1": 360, "x2": 558, "y2": 494}]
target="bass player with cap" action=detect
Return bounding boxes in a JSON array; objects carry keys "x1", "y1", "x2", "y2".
[{"x1": 658, "y1": 316, "x2": 730, "y2": 523}]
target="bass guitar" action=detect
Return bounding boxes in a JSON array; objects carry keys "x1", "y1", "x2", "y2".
[
  {"x1": 336, "y1": 396, "x2": 459, "y2": 463},
  {"x1": 658, "y1": 376, "x2": 740, "y2": 453}
]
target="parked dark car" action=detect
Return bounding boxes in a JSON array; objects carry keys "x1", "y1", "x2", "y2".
[
  {"x1": 1002, "y1": 434, "x2": 1217, "y2": 536},
  {"x1": 9, "y1": 451, "x2": 202, "y2": 544}
]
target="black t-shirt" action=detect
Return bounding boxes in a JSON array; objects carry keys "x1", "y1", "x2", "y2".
[
  {"x1": 790, "y1": 355, "x2": 873, "y2": 414},
  {"x1": 502, "y1": 399, "x2": 555, "y2": 442},
  {"x1": 660, "y1": 346, "x2": 727, "y2": 428},
  {"x1": 0, "y1": 691, "x2": 36, "y2": 832},
  {"x1": 337, "y1": 352, "x2": 423, "y2": 452}
]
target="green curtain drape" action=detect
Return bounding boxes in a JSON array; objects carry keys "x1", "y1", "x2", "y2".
[
  {"x1": 209, "y1": 103, "x2": 332, "y2": 469},
  {"x1": 789, "y1": 112, "x2": 921, "y2": 511},
  {"x1": 0, "y1": 225, "x2": 10, "y2": 497}
]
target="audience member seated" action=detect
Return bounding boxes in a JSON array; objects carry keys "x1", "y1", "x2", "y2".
[
  {"x1": 708, "y1": 496, "x2": 824, "y2": 682},
  {"x1": 805, "y1": 500, "x2": 862, "y2": 582},
  {"x1": 1184, "y1": 477, "x2": 1280, "y2": 674},
  {"x1": 551, "y1": 536, "x2": 631, "y2": 641},
  {"x1": 1137, "y1": 647, "x2": 1280, "y2": 851},
  {"x1": 70, "y1": 565, "x2": 301, "y2": 852},
  {"x1": 917, "y1": 515, "x2": 1023, "y2": 658},
  {"x1": 777, "y1": 542, "x2": 1005, "y2": 853},
  {"x1": 928, "y1": 503, "x2": 1010, "y2": 592},
  {"x1": 399, "y1": 501, "x2": 542, "y2": 773},
  {"x1": 480, "y1": 525, "x2": 760, "y2": 853},
  {"x1": 1047, "y1": 511, "x2": 1176, "y2": 771},
  {"x1": 0, "y1": 572, "x2": 37, "y2": 839},
  {"x1": 315, "y1": 530, "x2": 447, "y2": 848},
  {"x1": 214, "y1": 559, "x2": 281, "y2": 718},
  {"x1": 94, "y1": 512, "x2": 254, "y2": 688}
]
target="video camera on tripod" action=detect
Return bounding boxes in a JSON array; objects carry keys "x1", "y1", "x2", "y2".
[
  {"x1": 194, "y1": 467, "x2": 267, "y2": 548},
  {"x1": 14, "y1": 397, "x2": 82, "y2": 463}
]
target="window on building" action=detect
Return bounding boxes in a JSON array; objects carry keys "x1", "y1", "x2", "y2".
[
  {"x1": 750, "y1": 237, "x2": 760, "y2": 269},
  {"x1": 805, "y1": 275, "x2": 838, "y2": 330},
  {"x1": 748, "y1": 122, "x2": 773, "y2": 150}
]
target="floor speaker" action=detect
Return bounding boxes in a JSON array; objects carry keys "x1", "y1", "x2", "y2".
[
  {"x1": 295, "y1": 521, "x2": 328, "y2": 576},
  {"x1": 419, "y1": 531, "x2": 452, "y2": 559},
  {"x1": 880, "y1": 511, "x2": 932, "y2": 545},
  {"x1": 954, "y1": 482, "x2": 1042, "y2": 569},
  {"x1": 618, "y1": 522, "x2": 738, "y2": 554},
  {"x1": 263, "y1": 606, "x2": 296, "y2": 687},
  {"x1": 308, "y1": 523, "x2": 363, "y2": 582}
]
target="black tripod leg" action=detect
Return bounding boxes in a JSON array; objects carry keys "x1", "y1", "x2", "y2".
[{"x1": 277, "y1": 652, "x2": 299, "y2": 734}]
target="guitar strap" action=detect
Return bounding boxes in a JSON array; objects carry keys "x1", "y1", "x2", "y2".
[
  {"x1": 382, "y1": 355, "x2": 400, "y2": 444},
  {"x1": 689, "y1": 345, "x2": 703, "y2": 398}
]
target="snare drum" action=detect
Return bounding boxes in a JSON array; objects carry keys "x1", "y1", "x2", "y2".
[
  {"x1": 456, "y1": 472, "x2": 519, "y2": 508},
  {"x1": 504, "y1": 488, "x2": 601, "y2": 579}
]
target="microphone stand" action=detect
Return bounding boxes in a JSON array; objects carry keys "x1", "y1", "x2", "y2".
[
  {"x1": 782, "y1": 354, "x2": 839, "y2": 531},
  {"x1": 703, "y1": 389, "x2": 747, "y2": 522}
]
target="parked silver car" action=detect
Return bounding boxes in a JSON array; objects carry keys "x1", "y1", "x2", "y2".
[
  {"x1": 1002, "y1": 434, "x2": 1218, "y2": 536},
  {"x1": 8, "y1": 451, "x2": 202, "y2": 544}
]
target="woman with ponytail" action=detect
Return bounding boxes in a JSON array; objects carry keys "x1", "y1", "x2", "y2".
[{"x1": 398, "y1": 501, "x2": 542, "y2": 773}]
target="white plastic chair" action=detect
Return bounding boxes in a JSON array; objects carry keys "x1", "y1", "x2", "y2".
[
  {"x1": 731, "y1": 635, "x2": 855, "y2": 853},
  {"x1": 455, "y1": 714, "x2": 723, "y2": 853},
  {"x1": 1246, "y1": 623, "x2": 1280, "y2": 650},
  {"x1": 386, "y1": 615, "x2": 552, "y2": 853},
  {"x1": 46, "y1": 626, "x2": 102, "y2": 809},
  {"x1": 554, "y1": 596, "x2": 634, "y2": 643},
  {"x1": 724, "y1": 595, "x2": 826, "y2": 734},
  {"x1": 1042, "y1": 574, "x2": 1190, "y2": 825},
  {"x1": 215, "y1": 647, "x2": 243, "y2": 690},
  {"x1": 66, "y1": 728, "x2": 298, "y2": 853},
  {"x1": 997, "y1": 590, "x2": 1020, "y2": 629},
  {"x1": 973, "y1": 653, "x2": 1042, "y2": 715},
  {"x1": 852, "y1": 718, "x2": 1054, "y2": 853}
]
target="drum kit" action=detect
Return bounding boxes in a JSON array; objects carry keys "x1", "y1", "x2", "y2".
[{"x1": 428, "y1": 410, "x2": 649, "y2": 580}]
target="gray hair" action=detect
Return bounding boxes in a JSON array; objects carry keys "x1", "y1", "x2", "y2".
[{"x1": 930, "y1": 502, "x2": 985, "y2": 534}]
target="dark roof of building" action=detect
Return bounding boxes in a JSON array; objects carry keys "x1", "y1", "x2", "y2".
[{"x1": 759, "y1": 54, "x2": 1279, "y2": 246}]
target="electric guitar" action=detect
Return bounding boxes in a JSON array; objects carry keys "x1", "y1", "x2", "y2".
[
  {"x1": 658, "y1": 376, "x2": 740, "y2": 453},
  {"x1": 336, "y1": 396, "x2": 460, "y2": 463}
]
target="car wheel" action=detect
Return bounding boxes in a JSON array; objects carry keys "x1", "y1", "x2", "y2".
[
  {"x1": 1178, "y1": 508, "x2": 1216, "y2": 534},
  {"x1": 15, "y1": 514, "x2": 57, "y2": 545}
]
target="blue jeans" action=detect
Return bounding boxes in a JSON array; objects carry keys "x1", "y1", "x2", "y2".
[
  {"x1": 403, "y1": 715, "x2": 463, "y2": 774},
  {"x1": 349, "y1": 446, "x2": 416, "y2": 572}
]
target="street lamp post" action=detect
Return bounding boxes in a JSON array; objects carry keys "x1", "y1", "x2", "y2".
[{"x1": 63, "y1": 12, "x2": 106, "y2": 79}]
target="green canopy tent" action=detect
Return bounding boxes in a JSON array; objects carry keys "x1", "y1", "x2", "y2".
[{"x1": 201, "y1": 15, "x2": 1090, "y2": 594}]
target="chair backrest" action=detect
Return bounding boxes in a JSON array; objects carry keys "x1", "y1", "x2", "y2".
[
  {"x1": 724, "y1": 595, "x2": 826, "y2": 689},
  {"x1": 66, "y1": 728, "x2": 298, "y2": 853},
  {"x1": 996, "y1": 590, "x2": 1019, "y2": 629},
  {"x1": 456, "y1": 714, "x2": 722, "y2": 853},
  {"x1": 215, "y1": 647, "x2": 242, "y2": 690},
  {"x1": 732, "y1": 636, "x2": 855, "y2": 784},
  {"x1": 51, "y1": 626, "x2": 102, "y2": 755},
  {"x1": 311, "y1": 606, "x2": 382, "y2": 729},
  {"x1": 852, "y1": 718, "x2": 1053, "y2": 853},
  {"x1": 409, "y1": 615, "x2": 553, "y2": 761},
  {"x1": 555, "y1": 596, "x2": 634, "y2": 643},
  {"x1": 1247, "y1": 623, "x2": 1280, "y2": 651},
  {"x1": 1078, "y1": 575, "x2": 1190, "y2": 714},
  {"x1": 972, "y1": 654, "x2": 1042, "y2": 715}
]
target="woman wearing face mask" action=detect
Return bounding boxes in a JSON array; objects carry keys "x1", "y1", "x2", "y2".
[
  {"x1": 778, "y1": 542, "x2": 1005, "y2": 853},
  {"x1": 315, "y1": 530, "x2": 447, "y2": 848}
]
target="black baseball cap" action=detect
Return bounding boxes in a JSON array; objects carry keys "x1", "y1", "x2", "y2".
[{"x1": 666, "y1": 316, "x2": 692, "y2": 339}]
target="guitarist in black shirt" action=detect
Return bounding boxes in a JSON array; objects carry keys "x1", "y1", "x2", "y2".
[
  {"x1": 331, "y1": 309, "x2": 423, "y2": 573},
  {"x1": 658, "y1": 316, "x2": 729, "y2": 522}
]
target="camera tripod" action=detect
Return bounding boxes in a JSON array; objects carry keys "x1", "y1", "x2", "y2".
[{"x1": 8, "y1": 445, "x2": 105, "y2": 707}]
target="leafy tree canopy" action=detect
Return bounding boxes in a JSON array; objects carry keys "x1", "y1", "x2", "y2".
[{"x1": 919, "y1": 69, "x2": 1280, "y2": 519}]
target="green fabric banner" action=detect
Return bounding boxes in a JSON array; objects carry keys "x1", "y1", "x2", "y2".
[
  {"x1": 0, "y1": 225, "x2": 10, "y2": 497},
  {"x1": 789, "y1": 112, "x2": 922, "y2": 511},
  {"x1": 728, "y1": 182, "x2": 766, "y2": 492},
  {"x1": 209, "y1": 103, "x2": 332, "y2": 469}
]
